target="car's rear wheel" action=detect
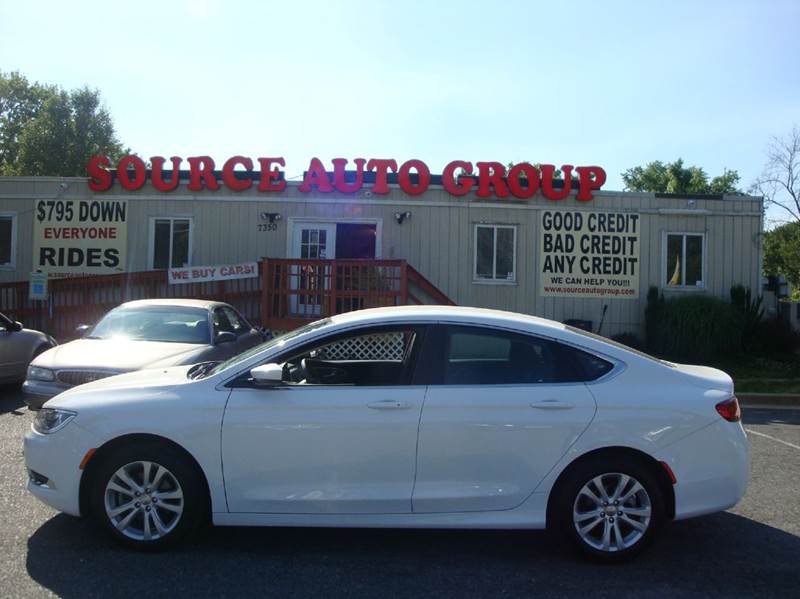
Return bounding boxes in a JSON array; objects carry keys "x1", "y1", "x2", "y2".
[
  {"x1": 551, "y1": 457, "x2": 665, "y2": 562},
  {"x1": 89, "y1": 441, "x2": 207, "y2": 550}
]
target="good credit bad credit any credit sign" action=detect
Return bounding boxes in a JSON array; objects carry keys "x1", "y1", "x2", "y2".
[
  {"x1": 539, "y1": 210, "x2": 640, "y2": 299},
  {"x1": 33, "y1": 199, "x2": 127, "y2": 276}
]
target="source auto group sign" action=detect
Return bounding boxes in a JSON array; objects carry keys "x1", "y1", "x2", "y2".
[{"x1": 87, "y1": 155, "x2": 607, "y2": 201}]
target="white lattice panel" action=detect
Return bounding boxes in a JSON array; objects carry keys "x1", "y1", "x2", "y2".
[{"x1": 318, "y1": 332, "x2": 405, "y2": 361}]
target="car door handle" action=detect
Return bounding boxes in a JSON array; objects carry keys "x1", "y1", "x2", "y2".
[
  {"x1": 367, "y1": 400, "x2": 411, "y2": 410},
  {"x1": 530, "y1": 399, "x2": 575, "y2": 410}
]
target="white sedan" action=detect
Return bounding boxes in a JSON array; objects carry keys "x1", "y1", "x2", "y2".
[{"x1": 23, "y1": 306, "x2": 749, "y2": 561}]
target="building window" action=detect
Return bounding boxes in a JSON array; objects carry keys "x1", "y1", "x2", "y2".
[
  {"x1": 0, "y1": 212, "x2": 17, "y2": 269},
  {"x1": 474, "y1": 224, "x2": 516, "y2": 283},
  {"x1": 150, "y1": 218, "x2": 192, "y2": 269},
  {"x1": 664, "y1": 233, "x2": 705, "y2": 288}
]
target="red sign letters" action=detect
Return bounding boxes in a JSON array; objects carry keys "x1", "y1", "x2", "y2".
[{"x1": 87, "y1": 156, "x2": 606, "y2": 201}]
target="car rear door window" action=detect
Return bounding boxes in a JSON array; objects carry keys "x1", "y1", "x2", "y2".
[{"x1": 439, "y1": 326, "x2": 613, "y2": 385}]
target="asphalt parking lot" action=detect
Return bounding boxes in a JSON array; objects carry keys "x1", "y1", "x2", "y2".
[{"x1": 0, "y1": 386, "x2": 798, "y2": 599}]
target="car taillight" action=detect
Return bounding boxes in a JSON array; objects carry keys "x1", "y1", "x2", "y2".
[{"x1": 715, "y1": 396, "x2": 741, "y2": 422}]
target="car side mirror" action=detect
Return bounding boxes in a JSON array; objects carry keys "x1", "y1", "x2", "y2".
[
  {"x1": 12, "y1": 321, "x2": 23, "y2": 332},
  {"x1": 75, "y1": 324, "x2": 91, "y2": 337},
  {"x1": 250, "y1": 363, "x2": 284, "y2": 385},
  {"x1": 215, "y1": 331, "x2": 237, "y2": 345}
]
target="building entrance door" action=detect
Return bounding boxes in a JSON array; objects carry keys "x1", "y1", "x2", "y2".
[
  {"x1": 290, "y1": 223, "x2": 337, "y2": 317},
  {"x1": 289, "y1": 221, "x2": 380, "y2": 318}
]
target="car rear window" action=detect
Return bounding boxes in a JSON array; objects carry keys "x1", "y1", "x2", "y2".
[
  {"x1": 565, "y1": 326, "x2": 674, "y2": 367},
  {"x1": 563, "y1": 346, "x2": 615, "y2": 382}
]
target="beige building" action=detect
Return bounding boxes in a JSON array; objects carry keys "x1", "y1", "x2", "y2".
[{"x1": 0, "y1": 171, "x2": 763, "y2": 339}]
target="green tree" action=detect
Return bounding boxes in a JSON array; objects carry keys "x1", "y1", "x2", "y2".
[
  {"x1": 0, "y1": 71, "x2": 54, "y2": 174},
  {"x1": 763, "y1": 220, "x2": 800, "y2": 297},
  {"x1": 505, "y1": 162, "x2": 562, "y2": 179},
  {"x1": 0, "y1": 71, "x2": 128, "y2": 176},
  {"x1": 621, "y1": 158, "x2": 741, "y2": 194}
]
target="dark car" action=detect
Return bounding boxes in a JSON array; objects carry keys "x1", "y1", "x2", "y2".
[
  {"x1": 0, "y1": 312, "x2": 57, "y2": 385},
  {"x1": 23, "y1": 299, "x2": 264, "y2": 408}
]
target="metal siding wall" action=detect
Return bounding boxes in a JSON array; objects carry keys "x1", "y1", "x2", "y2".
[
  {"x1": 0, "y1": 179, "x2": 763, "y2": 337},
  {"x1": 0, "y1": 197, "x2": 36, "y2": 283}
]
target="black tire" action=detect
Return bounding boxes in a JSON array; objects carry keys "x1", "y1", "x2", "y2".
[
  {"x1": 88, "y1": 440, "x2": 208, "y2": 550},
  {"x1": 549, "y1": 455, "x2": 665, "y2": 563}
]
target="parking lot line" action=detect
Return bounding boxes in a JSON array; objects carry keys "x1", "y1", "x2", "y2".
[{"x1": 745, "y1": 428, "x2": 800, "y2": 451}]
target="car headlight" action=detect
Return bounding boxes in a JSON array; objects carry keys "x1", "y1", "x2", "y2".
[
  {"x1": 33, "y1": 408, "x2": 77, "y2": 434},
  {"x1": 27, "y1": 365, "x2": 55, "y2": 382}
]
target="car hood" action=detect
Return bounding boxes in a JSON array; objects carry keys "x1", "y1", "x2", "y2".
[
  {"x1": 33, "y1": 338, "x2": 205, "y2": 372},
  {"x1": 46, "y1": 365, "x2": 195, "y2": 409}
]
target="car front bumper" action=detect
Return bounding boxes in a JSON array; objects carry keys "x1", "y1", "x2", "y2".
[
  {"x1": 22, "y1": 379, "x2": 69, "y2": 409},
  {"x1": 23, "y1": 422, "x2": 99, "y2": 517}
]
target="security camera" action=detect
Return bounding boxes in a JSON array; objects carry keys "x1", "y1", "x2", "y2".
[{"x1": 58, "y1": 182, "x2": 68, "y2": 190}]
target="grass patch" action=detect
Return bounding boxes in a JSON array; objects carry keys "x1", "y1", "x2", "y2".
[
  {"x1": 734, "y1": 380, "x2": 800, "y2": 394},
  {"x1": 686, "y1": 354, "x2": 800, "y2": 394},
  {"x1": 704, "y1": 354, "x2": 800, "y2": 380}
]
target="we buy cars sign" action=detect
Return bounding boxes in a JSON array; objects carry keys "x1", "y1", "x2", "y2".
[{"x1": 168, "y1": 262, "x2": 258, "y2": 285}]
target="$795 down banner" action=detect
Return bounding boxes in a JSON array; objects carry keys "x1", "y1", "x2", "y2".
[{"x1": 33, "y1": 198, "x2": 128, "y2": 276}]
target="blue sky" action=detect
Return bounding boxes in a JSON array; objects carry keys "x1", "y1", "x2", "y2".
[{"x1": 1, "y1": 0, "x2": 798, "y2": 223}]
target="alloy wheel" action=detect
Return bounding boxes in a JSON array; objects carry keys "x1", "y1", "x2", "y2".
[
  {"x1": 103, "y1": 460, "x2": 184, "y2": 541},
  {"x1": 572, "y1": 472, "x2": 652, "y2": 552}
]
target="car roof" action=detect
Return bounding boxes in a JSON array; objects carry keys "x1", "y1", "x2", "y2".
[
  {"x1": 116, "y1": 298, "x2": 225, "y2": 310},
  {"x1": 329, "y1": 305, "x2": 567, "y2": 332},
  {"x1": 326, "y1": 306, "x2": 646, "y2": 363}
]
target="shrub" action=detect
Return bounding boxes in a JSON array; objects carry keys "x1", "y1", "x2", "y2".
[
  {"x1": 644, "y1": 286, "x2": 664, "y2": 352},
  {"x1": 730, "y1": 284, "x2": 764, "y2": 351},
  {"x1": 751, "y1": 317, "x2": 800, "y2": 356},
  {"x1": 645, "y1": 292, "x2": 743, "y2": 362},
  {"x1": 610, "y1": 332, "x2": 644, "y2": 351}
]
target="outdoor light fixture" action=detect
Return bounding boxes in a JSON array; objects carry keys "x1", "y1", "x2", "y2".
[
  {"x1": 260, "y1": 212, "x2": 282, "y2": 224},
  {"x1": 394, "y1": 211, "x2": 412, "y2": 224}
]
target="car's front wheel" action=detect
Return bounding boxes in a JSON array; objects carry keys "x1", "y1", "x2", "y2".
[
  {"x1": 89, "y1": 441, "x2": 207, "y2": 549},
  {"x1": 550, "y1": 457, "x2": 665, "y2": 562}
]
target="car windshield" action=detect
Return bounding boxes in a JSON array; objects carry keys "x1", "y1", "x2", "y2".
[
  {"x1": 87, "y1": 306, "x2": 210, "y2": 344},
  {"x1": 202, "y1": 318, "x2": 333, "y2": 378}
]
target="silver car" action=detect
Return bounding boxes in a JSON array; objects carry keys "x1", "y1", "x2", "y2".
[
  {"x1": 23, "y1": 299, "x2": 264, "y2": 408},
  {"x1": 0, "y1": 312, "x2": 57, "y2": 385}
]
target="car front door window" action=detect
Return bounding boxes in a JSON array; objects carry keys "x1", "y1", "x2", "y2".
[
  {"x1": 221, "y1": 307, "x2": 244, "y2": 336},
  {"x1": 279, "y1": 329, "x2": 418, "y2": 386}
]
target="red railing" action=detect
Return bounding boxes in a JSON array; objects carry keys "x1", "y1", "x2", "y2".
[
  {"x1": 262, "y1": 259, "x2": 409, "y2": 330},
  {"x1": 0, "y1": 259, "x2": 455, "y2": 339},
  {"x1": 407, "y1": 264, "x2": 456, "y2": 306},
  {"x1": 0, "y1": 270, "x2": 261, "y2": 341}
]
